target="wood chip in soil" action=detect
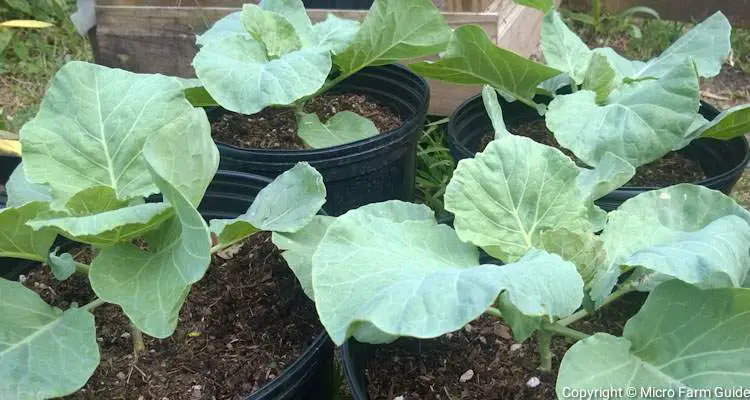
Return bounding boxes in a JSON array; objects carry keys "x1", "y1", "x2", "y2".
[
  {"x1": 211, "y1": 93, "x2": 401, "y2": 150},
  {"x1": 478, "y1": 120, "x2": 706, "y2": 187},
  {"x1": 18, "y1": 232, "x2": 321, "y2": 400},
  {"x1": 364, "y1": 293, "x2": 647, "y2": 400}
]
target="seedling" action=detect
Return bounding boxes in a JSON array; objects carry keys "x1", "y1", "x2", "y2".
[
  {"x1": 0, "y1": 61, "x2": 326, "y2": 399},
  {"x1": 189, "y1": 0, "x2": 451, "y2": 148}
]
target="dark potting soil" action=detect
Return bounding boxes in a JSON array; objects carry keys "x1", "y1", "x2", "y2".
[
  {"x1": 19, "y1": 232, "x2": 321, "y2": 400},
  {"x1": 364, "y1": 293, "x2": 647, "y2": 400},
  {"x1": 211, "y1": 93, "x2": 402, "y2": 150},
  {"x1": 478, "y1": 120, "x2": 706, "y2": 187}
]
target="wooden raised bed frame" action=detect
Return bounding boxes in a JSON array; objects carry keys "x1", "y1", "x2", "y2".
[{"x1": 93, "y1": 0, "x2": 554, "y2": 116}]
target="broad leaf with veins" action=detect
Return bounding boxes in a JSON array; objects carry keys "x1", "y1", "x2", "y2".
[
  {"x1": 542, "y1": 11, "x2": 592, "y2": 84},
  {"x1": 0, "y1": 202, "x2": 57, "y2": 262},
  {"x1": 297, "y1": 111, "x2": 378, "y2": 148}
]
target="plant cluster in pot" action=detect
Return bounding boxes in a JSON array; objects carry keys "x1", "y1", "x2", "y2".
[
  {"x1": 186, "y1": 0, "x2": 451, "y2": 216},
  {"x1": 409, "y1": 3, "x2": 750, "y2": 211},
  {"x1": 281, "y1": 114, "x2": 750, "y2": 397},
  {"x1": 0, "y1": 60, "x2": 340, "y2": 400}
]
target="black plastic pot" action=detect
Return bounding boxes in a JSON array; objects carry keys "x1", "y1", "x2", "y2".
[
  {"x1": 0, "y1": 170, "x2": 335, "y2": 400},
  {"x1": 0, "y1": 154, "x2": 21, "y2": 208},
  {"x1": 446, "y1": 94, "x2": 750, "y2": 211},
  {"x1": 302, "y1": 0, "x2": 374, "y2": 8},
  {"x1": 209, "y1": 64, "x2": 429, "y2": 216}
]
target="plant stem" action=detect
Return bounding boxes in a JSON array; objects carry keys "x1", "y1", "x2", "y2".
[
  {"x1": 542, "y1": 321, "x2": 589, "y2": 341},
  {"x1": 131, "y1": 323, "x2": 146, "y2": 357},
  {"x1": 75, "y1": 262, "x2": 90, "y2": 275},
  {"x1": 486, "y1": 306, "x2": 503, "y2": 319},
  {"x1": 558, "y1": 284, "x2": 635, "y2": 327},
  {"x1": 82, "y1": 298, "x2": 106, "y2": 312},
  {"x1": 538, "y1": 330, "x2": 553, "y2": 372}
]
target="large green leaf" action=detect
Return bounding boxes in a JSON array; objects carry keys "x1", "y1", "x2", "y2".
[
  {"x1": 602, "y1": 185, "x2": 750, "y2": 291},
  {"x1": 582, "y1": 53, "x2": 617, "y2": 103},
  {"x1": 444, "y1": 135, "x2": 593, "y2": 262},
  {"x1": 297, "y1": 110, "x2": 378, "y2": 148},
  {"x1": 5, "y1": 163, "x2": 52, "y2": 208},
  {"x1": 312, "y1": 200, "x2": 584, "y2": 345},
  {"x1": 542, "y1": 11, "x2": 592, "y2": 85},
  {"x1": 196, "y1": 11, "x2": 245, "y2": 47},
  {"x1": 334, "y1": 0, "x2": 451, "y2": 74},
  {"x1": 512, "y1": 0, "x2": 554, "y2": 13},
  {"x1": 557, "y1": 280, "x2": 750, "y2": 396},
  {"x1": 541, "y1": 228, "x2": 607, "y2": 287},
  {"x1": 481, "y1": 85, "x2": 511, "y2": 139},
  {"x1": 695, "y1": 104, "x2": 750, "y2": 141},
  {"x1": 0, "y1": 279, "x2": 98, "y2": 399},
  {"x1": 576, "y1": 152, "x2": 635, "y2": 203},
  {"x1": 19, "y1": 61, "x2": 201, "y2": 201},
  {"x1": 596, "y1": 12, "x2": 730, "y2": 80},
  {"x1": 0, "y1": 202, "x2": 57, "y2": 262},
  {"x1": 88, "y1": 109, "x2": 218, "y2": 338},
  {"x1": 410, "y1": 25, "x2": 561, "y2": 110},
  {"x1": 312, "y1": 14, "x2": 360, "y2": 55},
  {"x1": 546, "y1": 60, "x2": 700, "y2": 167},
  {"x1": 272, "y1": 215, "x2": 334, "y2": 299},
  {"x1": 210, "y1": 162, "x2": 326, "y2": 249},
  {"x1": 241, "y1": 3, "x2": 302, "y2": 58},
  {"x1": 259, "y1": 0, "x2": 314, "y2": 45},
  {"x1": 27, "y1": 187, "x2": 173, "y2": 247},
  {"x1": 193, "y1": 35, "x2": 331, "y2": 115}
]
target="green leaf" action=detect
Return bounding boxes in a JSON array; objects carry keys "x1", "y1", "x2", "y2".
[
  {"x1": 48, "y1": 247, "x2": 77, "y2": 281},
  {"x1": 602, "y1": 184, "x2": 750, "y2": 290},
  {"x1": 272, "y1": 215, "x2": 334, "y2": 299},
  {"x1": 259, "y1": 0, "x2": 314, "y2": 45},
  {"x1": 297, "y1": 110, "x2": 378, "y2": 148},
  {"x1": 193, "y1": 36, "x2": 331, "y2": 115},
  {"x1": 210, "y1": 162, "x2": 326, "y2": 248},
  {"x1": 312, "y1": 14, "x2": 360, "y2": 55},
  {"x1": 541, "y1": 228, "x2": 607, "y2": 287},
  {"x1": 88, "y1": 106, "x2": 218, "y2": 338},
  {"x1": 4, "y1": 0, "x2": 31, "y2": 14},
  {"x1": 334, "y1": 0, "x2": 451, "y2": 74},
  {"x1": 512, "y1": 0, "x2": 554, "y2": 13},
  {"x1": 582, "y1": 53, "x2": 617, "y2": 103},
  {"x1": 542, "y1": 11, "x2": 592, "y2": 85},
  {"x1": 546, "y1": 60, "x2": 700, "y2": 167},
  {"x1": 19, "y1": 61, "x2": 203, "y2": 201},
  {"x1": 481, "y1": 85, "x2": 511, "y2": 139},
  {"x1": 27, "y1": 187, "x2": 173, "y2": 247},
  {"x1": 5, "y1": 162, "x2": 52, "y2": 208},
  {"x1": 576, "y1": 152, "x2": 635, "y2": 202},
  {"x1": 183, "y1": 87, "x2": 218, "y2": 108},
  {"x1": 312, "y1": 201, "x2": 583, "y2": 346},
  {"x1": 0, "y1": 202, "x2": 57, "y2": 262},
  {"x1": 694, "y1": 104, "x2": 750, "y2": 141},
  {"x1": 444, "y1": 135, "x2": 593, "y2": 262},
  {"x1": 557, "y1": 280, "x2": 750, "y2": 396},
  {"x1": 0, "y1": 279, "x2": 98, "y2": 399},
  {"x1": 196, "y1": 11, "x2": 245, "y2": 47},
  {"x1": 495, "y1": 292, "x2": 541, "y2": 342},
  {"x1": 241, "y1": 3, "x2": 302, "y2": 57},
  {"x1": 411, "y1": 25, "x2": 561, "y2": 110}
]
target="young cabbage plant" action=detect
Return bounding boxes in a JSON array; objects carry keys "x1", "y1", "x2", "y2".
[
  {"x1": 0, "y1": 61, "x2": 327, "y2": 400},
  {"x1": 189, "y1": 0, "x2": 451, "y2": 149},
  {"x1": 280, "y1": 127, "x2": 750, "y2": 394},
  {"x1": 412, "y1": 6, "x2": 750, "y2": 171}
]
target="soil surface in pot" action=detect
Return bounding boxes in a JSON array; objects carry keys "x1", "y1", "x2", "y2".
[
  {"x1": 478, "y1": 120, "x2": 706, "y2": 187},
  {"x1": 364, "y1": 294, "x2": 645, "y2": 400},
  {"x1": 212, "y1": 93, "x2": 402, "y2": 150},
  {"x1": 20, "y1": 233, "x2": 321, "y2": 400}
]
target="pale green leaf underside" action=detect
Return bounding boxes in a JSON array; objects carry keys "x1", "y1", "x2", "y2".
[
  {"x1": 297, "y1": 110, "x2": 378, "y2": 148},
  {"x1": 241, "y1": 3, "x2": 301, "y2": 58},
  {"x1": 546, "y1": 60, "x2": 700, "y2": 167},
  {"x1": 0, "y1": 279, "x2": 98, "y2": 400},
  {"x1": 696, "y1": 104, "x2": 750, "y2": 141},
  {"x1": 19, "y1": 61, "x2": 199, "y2": 201},
  {"x1": 410, "y1": 25, "x2": 561, "y2": 108},
  {"x1": 193, "y1": 36, "x2": 331, "y2": 115},
  {"x1": 312, "y1": 201, "x2": 583, "y2": 346},
  {"x1": 334, "y1": 0, "x2": 451, "y2": 74},
  {"x1": 5, "y1": 163, "x2": 52, "y2": 208},
  {"x1": 557, "y1": 280, "x2": 750, "y2": 396},
  {"x1": 541, "y1": 228, "x2": 607, "y2": 287},
  {"x1": 542, "y1": 11, "x2": 592, "y2": 84},
  {"x1": 0, "y1": 202, "x2": 57, "y2": 261},
  {"x1": 312, "y1": 14, "x2": 360, "y2": 55},
  {"x1": 48, "y1": 248, "x2": 77, "y2": 281},
  {"x1": 272, "y1": 215, "x2": 334, "y2": 299},
  {"x1": 577, "y1": 152, "x2": 635, "y2": 202},
  {"x1": 582, "y1": 53, "x2": 617, "y2": 103},
  {"x1": 495, "y1": 292, "x2": 541, "y2": 342},
  {"x1": 481, "y1": 85, "x2": 511, "y2": 139},
  {"x1": 196, "y1": 11, "x2": 244, "y2": 47},
  {"x1": 259, "y1": 0, "x2": 314, "y2": 45},
  {"x1": 444, "y1": 135, "x2": 593, "y2": 262}
]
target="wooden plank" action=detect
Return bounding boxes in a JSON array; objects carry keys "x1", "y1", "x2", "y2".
[{"x1": 493, "y1": 0, "x2": 560, "y2": 57}]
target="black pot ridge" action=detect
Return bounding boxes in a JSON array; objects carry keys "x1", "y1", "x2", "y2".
[
  {"x1": 0, "y1": 170, "x2": 335, "y2": 400},
  {"x1": 446, "y1": 93, "x2": 750, "y2": 211},
  {"x1": 207, "y1": 64, "x2": 430, "y2": 216},
  {"x1": 0, "y1": 154, "x2": 21, "y2": 208}
]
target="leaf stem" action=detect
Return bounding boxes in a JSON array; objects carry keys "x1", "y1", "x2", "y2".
[
  {"x1": 131, "y1": 322, "x2": 147, "y2": 357},
  {"x1": 486, "y1": 306, "x2": 503, "y2": 319},
  {"x1": 75, "y1": 262, "x2": 90, "y2": 275},
  {"x1": 537, "y1": 330, "x2": 554, "y2": 371},
  {"x1": 558, "y1": 284, "x2": 635, "y2": 327},
  {"x1": 83, "y1": 298, "x2": 106, "y2": 312},
  {"x1": 542, "y1": 321, "x2": 589, "y2": 341}
]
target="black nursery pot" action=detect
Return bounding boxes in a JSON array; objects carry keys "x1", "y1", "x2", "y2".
[
  {"x1": 209, "y1": 64, "x2": 429, "y2": 216},
  {"x1": 302, "y1": 0, "x2": 374, "y2": 8},
  {"x1": 0, "y1": 154, "x2": 21, "y2": 208},
  {"x1": 446, "y1": 94, "x2": 750, "y2": 211},
  {"x1": 0, "y1": 170, "x2": 335, "y2": 400}
]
